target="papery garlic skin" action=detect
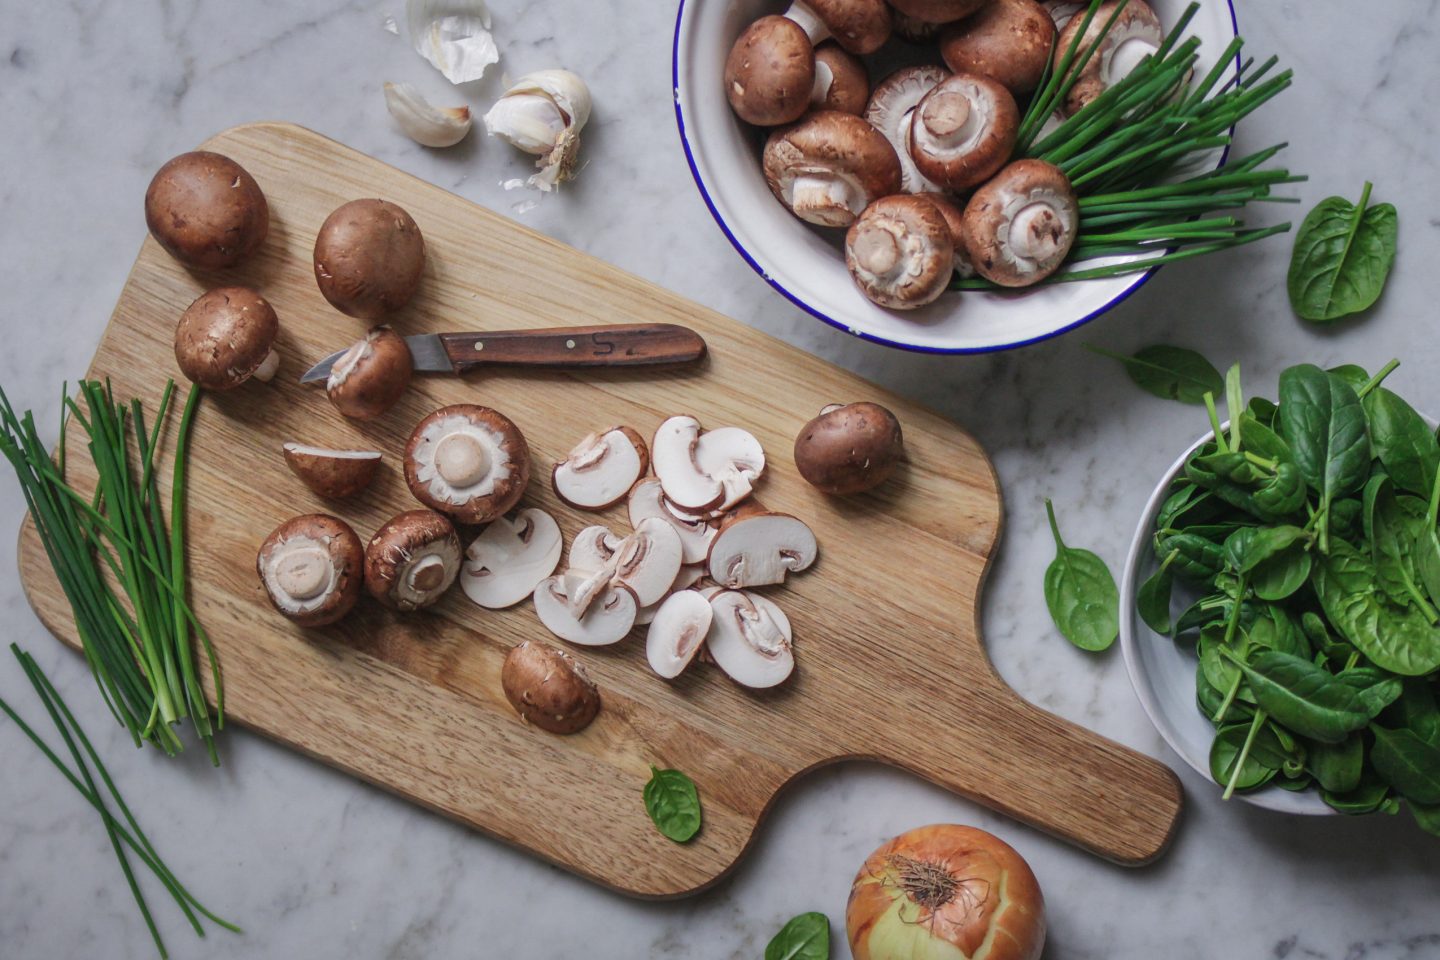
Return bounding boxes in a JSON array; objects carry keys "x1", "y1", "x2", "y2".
[
  {"x1": 384, "y1": 82, "x2": 472, "y2": 148},
  {"x1": 483, "y1": 69, "x2": 593, "y2": 192},
  {"x1": 406, "y1": 0, "x2": 499, "y2": 85}
]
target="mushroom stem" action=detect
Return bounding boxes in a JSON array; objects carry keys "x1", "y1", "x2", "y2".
[
  {"x1": 790, "y1": 173, "x2": 863, "y2": 227},
  {"x1": 851, "y1": 222, "x2": 903, "y2": 277},
  {"x1": 434, "y1": 433, "x2": 490, "y2": 487},
  {"x1": 1009, "y1": 201, "x2": 1068, "y2": 262},
  {"x1": 407, "y1": 555, "x2": 450, "y2": 593},
  {"x1": 252, "y1": 348, "x2": 281, "y2": 383},
  {"x1": 276, "y1": 546, "x2": 329, "y2": 601},
  {"x1": 783, "y1": 0, "x2": 832, "y2": 44},
  {"x1": 918, "y1": 91, "x2": 979, "y2": 147}
]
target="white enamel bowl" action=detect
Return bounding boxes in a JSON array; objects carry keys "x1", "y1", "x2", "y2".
[{"x1": 672, "y1": 0, "x2": 1240, "y2": 353}]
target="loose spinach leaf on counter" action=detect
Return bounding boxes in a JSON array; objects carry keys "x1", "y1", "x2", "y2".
[
  {"x1": 1043, "y1": 499, "x2": 1119, "y2": 651},
  {"x1": 1287, "y1": 181, "x2": 1398, "y2": 322},
  {"x1": 643, "y1": 766, "x2": 702, "y2": 843},
  {"x1": 1086, "y1": 344, "x2": 1224, "y2": 404},
  {"x1": 765, "y1": 912, "x2": 830, "y2": 960}
]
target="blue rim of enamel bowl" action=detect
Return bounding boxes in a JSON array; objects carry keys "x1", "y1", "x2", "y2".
[{"x1": 671, "y1": 0, "x2": 1242, "y2": 355}]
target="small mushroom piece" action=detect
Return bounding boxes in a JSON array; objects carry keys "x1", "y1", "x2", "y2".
[
  {"x1": 635, "y1": 564, "x2": 706, "y2": 626},
  {"x1": 1054, "y1": 0, "x2": 1163, "y2": 115},
  {"x1": 863, "y1": 66, "x2": 951, "y2": 195},
  {"x1": 405, "y1": 405, "x2": 531, "y2": 524},
  {"x1": 706, "y1": 505, "x2": 818, "y2": 588},
  {"x1": 908, "y1": 73, "x2": 1019, "y2": 192},
  {"x1": 461, "y1": 508, "x2": 563, "y2": 609},
  {"x1": 961, "y1": 158, "x2": 1078, "y2": 287},
  {"x1": 145, "y1": 151, "x2": 269, "y2": 269},
  {"x1": 501, "y1": 640, "x2": 600, "y2": 734},
  {"x1": 939, "y1": 0, "x2": 1057, "y2": 97},
  {"x1": 786, "y1": 0, "x2": 893, "y2": 54},
  {"x1": 283, "y1": 444, "x2": 383, "y2": 499},
  {"x1": 762, "y1": 111, "x2": 902, "y2": 229},
  {"x1": 611, "y1": 517, "x2": 685, "y2": 608},
  {"x1": 257, "y1": 514, "x2": 364, "y2": 626},
  {"x1": 326, "y1": 326, "x2": 414, "y2": 421},
  {"x1": 724, "y1": 16, "x2": 816, "y2": 127},
  {"x1": 364, "y1": 509, "x2": 462, "y2": 611},
  {"x1": 174, "y1": 286, "x2": 280, "y2": 391},
  {"x1": 844, "y1": 194, "x2": 954, "y2": 310},
  {"x1": 651, "y1": 416, "x2": 766, "y2": 513},
  {"x1": 313, "y1": 199, "x2": 426, "y2": 319},
  {"x1": 646, "y1": 590, "x2": 714, "y2": 679},
  {"x1": 920, "y1": 192, "x2": 976, "y2": 278},
  {"x1": 810, "y1": 42, "x2": 869, "y2": 115},
  {"x1": 551, "y1": 427, "x2": 650, "y2": 511},
  {"x1": 707, "y1": 590, "x2": 795, "y2": 689},
  {"x1": 794, "y1": 401, "x2": 905, "y2": 494},
  {"x1": 887, "y1": 0, "x2": 990, "y2": 24},
  {"x1": 628, "y1": 478, "x2": 716, "y2": 565},
  {"x1": 533, "y1": 577, "x2": 638, "y2": 646}
]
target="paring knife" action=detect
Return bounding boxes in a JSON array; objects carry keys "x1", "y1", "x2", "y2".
[{"x1": 300, "y1": 323, "x2": 707, "y2": 384}]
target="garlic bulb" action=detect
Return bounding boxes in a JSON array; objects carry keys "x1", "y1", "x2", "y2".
[
  {"x1": 483, "y1": 69, "x2": 593, "y2": 192},
  {"x1": 384, "y1": 82, "x2": 472, "y2": 148},
  {"x1": 406, "y1": 0, "x2": 499, "y2": 85}
]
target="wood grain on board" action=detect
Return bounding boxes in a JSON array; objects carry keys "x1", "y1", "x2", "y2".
[{"x1": 18, "y1": 123, "x2": 1181, "y2": 898}]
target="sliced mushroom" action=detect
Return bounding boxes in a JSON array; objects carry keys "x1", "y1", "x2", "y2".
[
  {"x1": 707, "y1": 590, "x2": 795, "y2": 689},
  {"x1": 364, "y1": 509, "x2": 462, "y2": 611},
  {"x1": 282, "y1": 444, "x2": 382, "y2": 499},
  {"x1": 646, "y1": 589, "x2": 714, "y2": 679},
  {"x1": 551, "y1": 426, "x2": 649, "y2": 511},
  {"x1": 501, "y1": 640, "x2": 601, "y2": 734},
  {"x1": 404, "y1": 404, "x2": 531, "y2": 524},
  {"x1": 908, "y1": 73, "x2": 1019, "y2": 192},
  {"x1": 794, "y1": 401, "x2": 905, "y2": 494},
  {"x1": 961, "y1": 158, "x2": 1078, "y2": 287},
  {"x1": 174, "y1": 287, "x2": 280, "y2": 391},
  {"x1": 887, "y1": 0, "x2": 989, "y2": 24},
  {"x1": 533, "y1": 576, "x2": 638, "y2": 646},
  {"x1": 635, "y1": 564, "x2": 706, "y2": 626},
  {"x1": 568, "y1": 524, "x2": 624, "y2": 574},
  {"x1": 939, "y1": 0, "x2": 1056, "y2": 96},
  {"x1": 628, "y1": 478, "x2": 716, "y2": 565},
  {"x1": 845, "y1": 194, "x2": 955, "y2": 310},
  {"x1": 724, "y1": 15, "x2": 816, "y2": 126},
  {"x1": 863, "y1": 66, "x2": 951, "y2": 194},
  {"x1": 810, "y1": 42, "x2": 869, "y2": 115},
  {"x1": 651, "y1": 416, "x2": 766, "y2": 513},
  {"x1": 611, "y1": 517, "x2": 684, "y2": 608},
  {"x1": 1054, "y1": 0, "x2": 1163, "y2": 115},
  {"x1": 257, "y1": 514, "x2": 364, "y2": 626},
  {"x1": 919, "y1": 192, "x2": 976, "y2": 278},
  {"x1": 706, "y1": 505, "x2": 818, "y2": 588},
  {"x1": 461, "y1": 508, "x2": 563, "y2": 609},
  {"x1": 326, "y1": 326, "x2": 413, "y2": 421},
  {"x1": 762, "y1": 111, "x2": 902, "y2": 228}
]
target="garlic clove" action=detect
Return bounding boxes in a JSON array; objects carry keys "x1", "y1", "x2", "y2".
[
  {"x1": 483, "y1": 69, "x2": 593, "y2": 192},
  {"x1": 406, "y1": 0, "x2": 499, "y2": 85},
  {"x1": 384, "y1": 82, "x2": 472, "y2": 148}
]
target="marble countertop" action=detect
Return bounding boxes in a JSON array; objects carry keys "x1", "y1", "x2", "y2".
[{"x1": 2, "y1": 1, "x2": 1438, "y2": 957}]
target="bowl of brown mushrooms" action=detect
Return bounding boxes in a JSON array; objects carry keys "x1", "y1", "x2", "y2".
[{"x1": 672, "y1": 0, "x2": 1245, "y2": 353}]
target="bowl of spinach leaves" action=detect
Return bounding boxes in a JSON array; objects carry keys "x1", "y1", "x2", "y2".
[{"x1": 1120, "y1": 359, "x2": 1440, "y2": 831}]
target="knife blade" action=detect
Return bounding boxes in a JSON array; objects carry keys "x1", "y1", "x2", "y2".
[{"x1": 300, "y1": 323, "x2": 707, "y2": 384}]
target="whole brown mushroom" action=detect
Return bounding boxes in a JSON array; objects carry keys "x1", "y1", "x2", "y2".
[
  {"x1": 724, "y1": 16, "x2": 816, "y2": 126},
  {"x1": 256, "y1": 514, "x2": 364, "y2": 626},
  {"x1": 864, "y1": 65, "x2": 952, "y2": 194},
  {"x1": 501, "y1": 640, "x2": 602, "y2": 734},
  {"x1": 919, "y1": 192, "x2": 977, "y2": 279},
  {"x1": 1054, "y1": 0, "x2": 1163, "y2": 115},
  {"x1": 326, "y1": 326, "x2": 414, "y2": 421},
  {"x1": 174, "y1": 286, "x2": 280, "y2": 391},
  {"x1": 961, "y1": 158, "x2": 1079, "y2": 286},
  {"x1": 790, "y1": 0, "x2": 893, "y2": 55},
  {"x1": 939, "y1": 0, "x2": 1056, "y2": 97},
  {"x1": 887, "y1": 0, "x2": 990, "y2": 24},
  {"x1": 763, "y1": 111, "x2": 902, "y2": 228},
  {"x1": 313, "y1": 199, "x2": 426, "y2": 319},
  {"x1": 404, "y1": 404, "x2": 532, "y2": 524},
  {"x1": 364, "y1": 509, "x2": 462, "y2": 611},
  {"x1": 844, "y1": 195, "x2": 954, "y2": 309},
  {"x1": 811, "y1": 42, "x2": 870, "y2": 115},
  {"x1": 145, "y1": 151, "x2": 269, "y2": 269},
  {"x1": 794, "y1": 402, "x2": 905, "y2": 494},
  {"x1": 907, "y1": 72, "x2": 1020, "y2": 192}
]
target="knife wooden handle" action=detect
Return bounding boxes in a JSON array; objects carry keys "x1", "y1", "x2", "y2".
[{"x1": 438, "y1": 324, "x2": 706, "y2": 371}]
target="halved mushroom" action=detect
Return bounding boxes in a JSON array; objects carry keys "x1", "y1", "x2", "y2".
[
  {"x1": 844, "y1": 194, "x2": 955, "y2": 310},
  {"x1": 326, "y1": 326, "x2": 413, "y2": 421},
  {"x1": 939, "y1": 0, "x2": 1056, "y2": 96},
  {"x1": 628, "y1": 478, "x2": 716, "y2": 565},
  {"x1": 364, "y1": 509, "x2": 462, "y2": 611},
  {"x1": 257, "y1": 514, "x2": 364, "y2": 626},
  {"x1": 635, "y1": 564, "x2": 706, "y2": 626},
  {"x1": 174, "y1": 286, "x2": 280, "y2": 391},
  {"x1": 501, "y1": 640, "x2": 601, "y2": 734},
  {"x1": 551, "y1": 426, "x2": 649, "y2": 511},
  {"x1": 404, "y1": 404, "x2": 531, "y2": 524},
  {"x1": 919, "y1": 192, "x2": 976, "y2": 279},
  {"x1": 863, "y1": 66, "x2": 951, "y2": 195},
  {"x1": 707, "y1": 590, "x2": 795, "y2": 689},
  {"x1": 887, "y1": 0, "x2": 989, "y2": 23},
  {"x1": 461, "y1": 508, "x2": 563, "y2": 609},
  {"x1": 810, "y1": 42, "x2": 869, "y2": 115},
  {"x1": 961, "y1": 158, "x2": 1078, "y2": 286},
  {"x1": 706, "y1": 505, "x2": 818, "y2": 588},
  {"x1": 651, "y1": 416, "x2": 766, "y2": 513},
  {"x1": 611, "y1": 517, "x2": 684, "y2": 608},
  {"x1": 724, "y1": 15, "x2": 816, "y2": 126},
  {"x1": 762, "y1": 111, "x2": 902, "y2": 228},
  {"x1": 1054, "y1": 0, "x2": 1163, "y2": 115},
  {"x1": 533, "y1": 576, "x2": 638, "y2": 646},
  {"x1": 794, "y1": 401, "x2": 905, "y2": 494},
  {"x1": 283, "y1": 444, "x2": 382, "y2": 499},
  {"x1": 908, "y1": 73, "x2": 1019, "y2": 192},
  {"x1": 646, "y1": 589, "x2": 713, "y2": 679}
]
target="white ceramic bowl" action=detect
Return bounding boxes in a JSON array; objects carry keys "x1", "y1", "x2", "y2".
[
  {"x1": 1120, "y1": 430, "x2": 1333, "y2": 815},
  {"x1": 672, "y1": 0, "x2": 1240, "y2": 353}
]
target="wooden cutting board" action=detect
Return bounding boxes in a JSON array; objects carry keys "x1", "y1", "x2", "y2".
[{"x1": 18, "y1": 122, "x2": 1181, "y2": 897}]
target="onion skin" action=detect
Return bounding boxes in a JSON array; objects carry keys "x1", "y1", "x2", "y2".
[{"x1": 847, "y1": 824, "x2": 1045, "y2": 960}]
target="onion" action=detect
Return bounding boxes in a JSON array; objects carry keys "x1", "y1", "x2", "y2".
[{"x1": 846, "y1": 824, "x2": 1045, "y2": 960}]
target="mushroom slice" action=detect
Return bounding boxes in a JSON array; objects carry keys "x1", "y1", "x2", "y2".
[
  {"x1": 533, "y1": 577, "x2": 638, "y2": 646},
  {"x1": 1054, "y1": 0, "x2": 1163, "y2": 115},
  {"x1": 707, "y1": 590, "x2": 795, "y2": 689},
  {"x1": 762, "y1": 112, "x2": 902, "y2": 229},
  {"x1": 845, "y1": 195, "x2": 955, "y2": 310},
  {"x1": 552, "y1": 427, "x2": 649, "y2": 511},
  {"x1": 961, "y1": 158, "x2": 1079, "y2": 287},
  {"x1": 461, "y1": 508, "x2": 563, "y2": 609},
  {"x1": 863, "y1": 66, "x2": 951, "y2": 194},
  {"x1": 257, "y1": 514, "x2": 364, "y2": 627},
  {"x1": 635, "y1": 564, "x2": 705, "y2": 626},
  {"x1": 611, "y1": 517, "x2": 684, "y2": 608},
  {"x1": 707, "y1": 507, "x2": 819, "y2": 588},
  {"x1": 282, "y1": 444, "x2": 383, "y2": 499},
  {"x1": 628, "y1": 479, "x2": 716, "y2": 565},
  {"x1": 908, "y1": 73, "x2": 1020, "y2": 193},
  {"x1": 652, "y1": 416, "x2": 767, "y2": 513},
  {"x1": 568, "y1": 524, "x2": 624, "y2": 574},
  {"x1": 365, "y1": 509, "x2": 463, "y2": 611},
  {"x1": 646, "y1": 590, "x2": 714, "y2": 679},
  {"x1": 326, "y1": 326, "x2": 414, "y2": 421},
  {"x1": 405, "y1": 404, "x2": 531, "y2": 524}
]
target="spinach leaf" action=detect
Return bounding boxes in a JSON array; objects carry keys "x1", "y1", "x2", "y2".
[
  {"x1": 1327, "y1": 364, "x2": 1372, "y2": 394},
  {"x1": 1412, "y1": 801, "x2": 1440, "y2": 838},
  {"x1": 1336, "y1": 667, "x2": 1403, "y2": 718},
  {"x1": 1138, "y1": 550, "x2": 1177, "y2": 635},
  {"x1": 1278, "y1": 365, "x2": 1370, "y2": 512},
  {"x1": 1196, "y1": 664, "x2": 1254, "y2": 723},
  {"x1": 1390, "y1": 678, "x2": 1440, "y2": 745},
  {"x1": 1087, "y1": 344, "x2": 1223, "y2": 404},
  {"x1": 1322, "y1": 776, "x2": 1393, "y2": 815},
  {"x1": 1209, "y1": 722, "x2": 1281, "y2": 791},
  {"x1": 1043, "y1": 500, "x2": 1118, "y2": 651},
  {"x1": 643, "y1": 766, "x2": 702, "y2": 842},
  {"x1": 1329, "y1": 497, "x2": 1364, "y2": 543},
  {"x1": 1365, "y1": 387, "x2": 1440, "y2": 497},
  {"x1": 765, "y1": 913, "x2": 830, "y2": 960},
  {"x1": 1313, "y1": 542, "x2": 1440, "y2": 676},
  {"x1": 1251, "y1": 545, "x2": 1312, "y2": 601},
  {"x1": 1229, "y1": 650, "x2": 1371, "y2": 743},
  {"x1": 1369, "y1": 726, "x2": 1440, "y2": 804},
  {"x1": 1306, "y1": 734, "x2": 1363, "y2": 793},
  {"x1": 1287, "y1": 182, "x2": 1398, "y2": 323}
]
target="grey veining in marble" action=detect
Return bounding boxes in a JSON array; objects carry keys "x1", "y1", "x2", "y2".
[{"x1": 1, "y1": 1, "x2": 1438, "y2": 957}]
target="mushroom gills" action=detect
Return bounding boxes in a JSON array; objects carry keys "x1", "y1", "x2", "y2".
[
  {"x1": 461, "y1": 508, "x2": 563, "y2": 609},
  {"x1": 651, "y1": 416, "x2": 766, "y2": 513},
  {"x1": 646, "y1": 589, "x2": 714, "y2": 679},
  {"x1": 707, "y1": 590, "x2": 795, "y2": 689},
  {"x1": 411, "y1": 414, "x2": 510, "y2": 504},
  {"x1": 864, "y1": 66, "x2": 950, "y2": 194}
]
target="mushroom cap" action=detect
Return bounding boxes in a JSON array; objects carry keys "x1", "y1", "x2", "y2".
[
  {"x1": 551, "y1": 426, "x2": 649, "y2": 511},
  {"x1": 810, "y1": 42, "x2": 870, "y2": 115},
  {"x1": 961, "y1": 158, "x2": 1078, "y2": 287},
  {"x1": 887, "y1": 0, "x2": 991, "y2": 24},
  {"x1": 652, "y1": 416, "x2": 767, "y2": 513},
  {"x1": 939, "y1": 0, "x2": 1057, "y2": 96},
  {"x1": 1054, "y1": 0, "x2": 1163, "y2": 115},
  {"x1": 501, "y1": 640, "x2": 601, "y2": 735},
  {"x1": 803, "y1": 0, "x2": 893, "y2": 54},
  {"x1": 794, "y1": 401, "x2": 905, "y2": 495},
  {"x1": 404, "y1": 404, "x2": 532, "y2": 524},
  {"x1": 313, "y1": 199, "x2": 426, "y2": 320},
  {"x1": 645, "y1": 589, "x2": 714, "y2": 678},
  {"x1": 724, "y1": 16, "x2": 815, "y2": 127},
  {"x1": 762, "y1": 111, "x2": 902, "y2": 228},
  {"x1": 908, "y1": 72, "x2": 1019, "y2": 192},
  {"x1": 919, "y1": 192, "x2": 977, "y2": 278},
  {"x1": 891, "y1": 8, "x2": 941, "y2": 42},
  {"x1": 174, "y1": 286, "x2": 279, "y2": 391},
  {"x1": 282, "y1": 444, "x2": 383, "y2": 499},
  {"x1": 145, "y1": 151, "x2": 269, "y2": 269},
  {"x1": 863, "y1": 66, "x2": 952, "y2": 194},
  {"x1": 256, "y1": 514, "x2": 364, "y2": 627},
  {"x1": 707, "y1": 589, "x2": 795, "y2": 688},
  {"x1": 364, "y1": 509, "x2": 462, "y2": 610},
  {"x1": 326, "y1": 325, "x2": 414, "y2": 421},
  {"x1": 707, "y1": 506, "x2": 819, "y2": 588},
  {"x1": 844, "y1": 194, "x2": 955, "y2": 310},
  {"x1": 461, "y1": 508, "x2": 564, "y2": 609}
]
